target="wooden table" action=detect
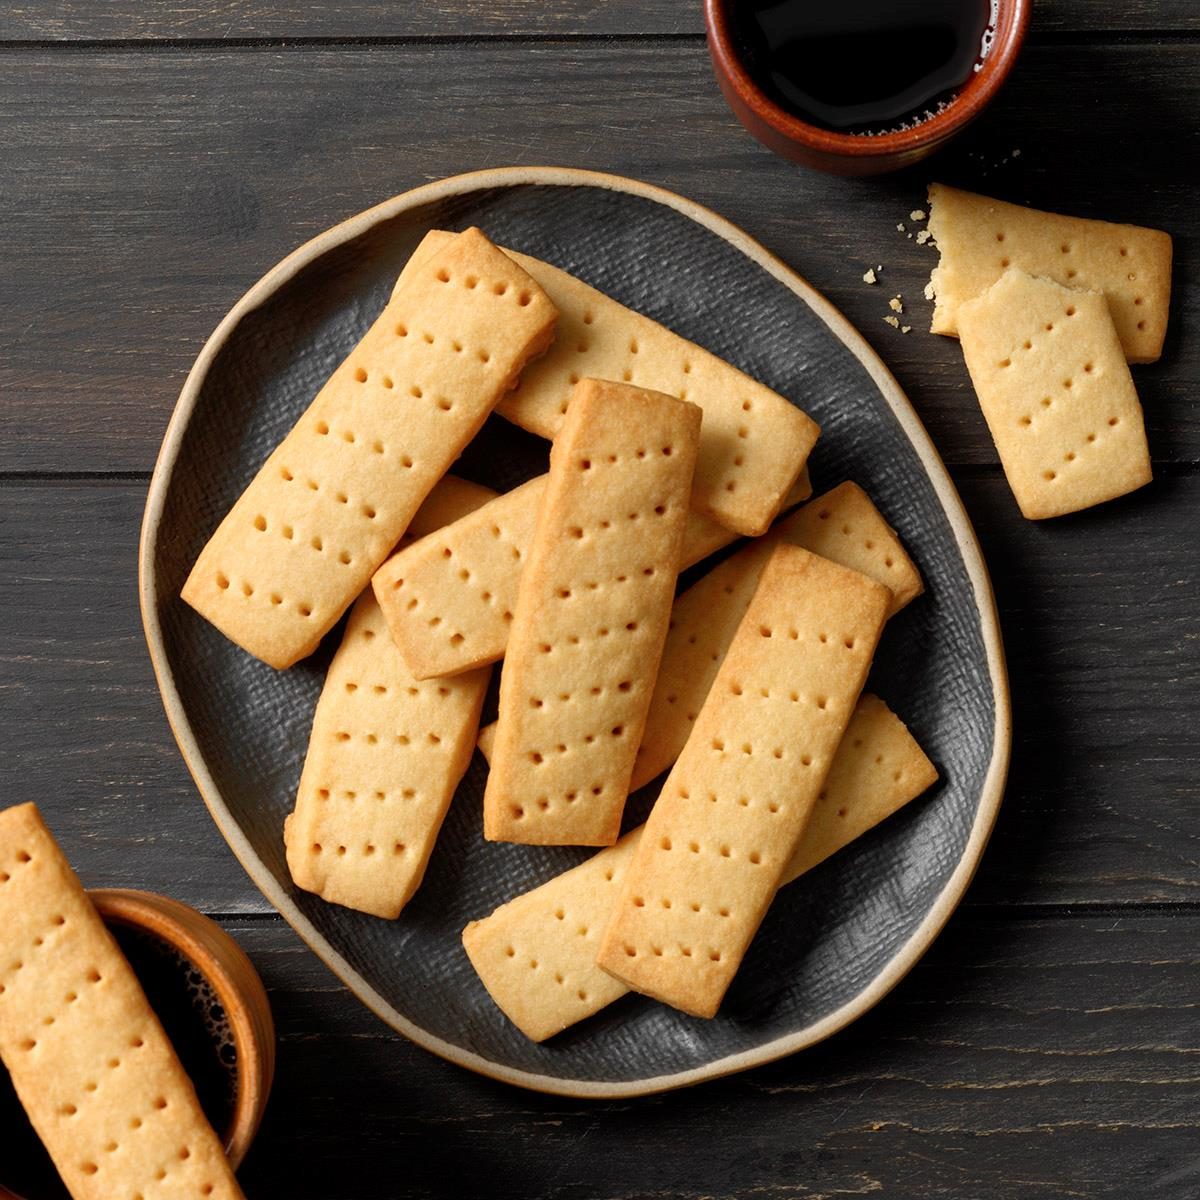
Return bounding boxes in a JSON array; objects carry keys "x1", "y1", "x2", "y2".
[{"x1": 2, "y1": 3, "x2": 1198, "y2": 1196}]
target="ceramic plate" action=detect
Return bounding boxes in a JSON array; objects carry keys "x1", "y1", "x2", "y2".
[{"x1": 140, "y1": 167, "x2": 1009, "y2": 1098}]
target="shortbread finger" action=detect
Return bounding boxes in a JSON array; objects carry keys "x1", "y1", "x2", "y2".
[
  {"x1": 374, "y1": 470, "x2": 811, "y2": 681},
  {"x1": 0, "y1": 804, "x2": 244, "y2": 1200},
  {"x1": 484, "y1": 379, "x2": 702, "y2": 846},
  {"x1": 284, "y1": 591, "x2": 489, "y2": 919},
  {"x1": 397, "y1": 231, "x2": 819, "y2": 535},
  {"x1": 464, "y1": 831, "x2": 642, "y2": 1042},
  {"x1": 957, "y1": 269, "x2": 1152, "y2": 519},
  {"x1": 479, "y1": 481, "x2": 922, "y2": 788},
  {"x1": 182, "y1": 227, "x2": 557, "y2": 669},
  {"x1": 597, "y1": 545, "x2": 890, "y2": 1018},
  {"x1": 927, "y1": 183, "x2": 1172, "y2": 362},
  {"x1": 464, "y1": 694, "x2": 935, "y2": 1041}
]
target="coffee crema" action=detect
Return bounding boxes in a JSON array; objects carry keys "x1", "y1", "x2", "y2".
[{"x1": 731, "y1": 0, "x2": 994, "y2": 134}]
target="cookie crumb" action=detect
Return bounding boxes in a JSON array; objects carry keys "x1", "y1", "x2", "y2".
[
  {"x1": 924, "y1": 280, "x2": 936, "y2": 302},
  {"x1": 883, "y1": 315, "x2": 900, "y2": 329},
  {"x1": 1012, "y1": 148, "x2": 1021, "y2": 158},
  {"x1": 896, "y1": 222, "x2": 906, "y2": 232},
  {"x1": 909, "y1": 209, "x2": 927, "y2": 222},
  {"x1": 901, "y1": 325, "x2": 912, "y2": 334},
  {"x1": 888, "y1": 296, "x2": 904, "y2": 313},
  {"x1": 915, "y1": 229, "x2": 933, "y2": 246},
  {"x1": 863, "y1": 268, "x2": 878, "y2": 285}
]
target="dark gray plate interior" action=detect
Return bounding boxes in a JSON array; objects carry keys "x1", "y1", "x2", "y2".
[{"x1": 150, "y1": 181, "x2": 998, "y2": 1088}]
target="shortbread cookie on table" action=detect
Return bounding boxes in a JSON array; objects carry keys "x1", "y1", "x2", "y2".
[
  {"x1": 927, "y1": 183, "x2": 1172, "y2": 362},
  {"x1": 373, "y1": 470, "x2": 811, "y2": 681},
  {"x1": 182, "y1": 227, "x2": 557, "y2": 669},
  {"x1": 484, "y1": 379, "x2": 702, "y2": 846},
  {"x1": 957, "y1": 268, "x2": 1152, "y2": 520},
  {"x1": 478, "y1": 480, "x2": 922, "y2": 789},
  {"x1": 397, "y1": 230, "x2": 819, "y2": 536},
  {"x1": 464, "y1": 694, "x2": 936, "y2": 1041},
  {"x1": 285, "y1": 485, "x2": 497, "y2": 919},
  {"x1": 596, "y1": 545, "x2": 891, "y2": 1018},
  {"x1": 0, "y1": 803, "x2": 244, "y2": 1200}
]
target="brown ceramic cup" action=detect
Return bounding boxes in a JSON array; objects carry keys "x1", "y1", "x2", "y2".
[
  {"x1": 704, "y1": 0, "x2": 1031, "y2": 176},
  {"x1": 0, "y1": 890, "x2": 274, "y2": 1199}
]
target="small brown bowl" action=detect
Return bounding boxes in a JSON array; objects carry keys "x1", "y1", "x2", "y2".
[
  {"x1": 0, "y1": 891, "x2": 273, "y2": 1199},
  {"x1": 704, "y1": 0, "x2": 1031, "y2": 176}
]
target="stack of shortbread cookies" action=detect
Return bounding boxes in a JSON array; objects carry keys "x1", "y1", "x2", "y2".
[
  {"x1": 927, "y1": 184, "x2": 1172, "y2": 520},
  {"x1": 182, "y1": 225, "x2": 942, "y2": 1040}
]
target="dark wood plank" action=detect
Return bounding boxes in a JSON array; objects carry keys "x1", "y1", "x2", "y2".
[
  {"x1": 224, "y1": 910, "x2": 1200, "y2": 1198},
  {"x1": 965, "y1": 468, "x2": 1200, "y2": 908},
  {"x1": 0, "y1": 41, "x2": 1194, "y2": 474},
  {"x1": 0, "y1": 480, "x2": 270, "y2": 911},
  {"x1": 1, "y1": 0, "x2": 1196, "y2": 40},
  {"x1": 3, "y1": 475, "x2": 1198, "y2": 911}
]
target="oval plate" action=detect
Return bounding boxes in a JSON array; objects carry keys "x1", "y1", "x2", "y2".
[{"x1": 140, "y1": 167, "x2": 1009, "y2": 1098}]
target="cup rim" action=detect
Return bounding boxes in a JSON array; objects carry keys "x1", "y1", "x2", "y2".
[
  {"x1": 88, "y1": 888, "x2": 275, "y2": 1170},
  {"x1": 704, "y1": 0, "x2": 1031, "y2": 160}
]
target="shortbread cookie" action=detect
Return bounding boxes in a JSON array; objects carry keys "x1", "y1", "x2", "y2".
[
  {"x1": 374, "y1": 470, "x2": 811, "y2": 681},
  {"x1": 284, "y1": 592, "x2": 490, "y2": 918},
  {"x1": 374, "y1": 475, "x2": 546, "y2": 681},
  {"x1": 483, "y1": 379, "x2": 702, "y2": 846},
  {"x1": 182, "y1": 227, "x2": 557, "y2": 669},
  {"x1": 464, "y1": 694, "x2": 934, "y2": 1041},
  {"x1": 957, "y1": 269, "x2": 1152, "y2": 520},
  {"x1": 463, "y1": 831, "x2": 642, "y2": 1042},
  {"x1": 478, "y1": 481, "x2": 921, "y2": 788},
  {"x1": 397, "y1": 231, "x2": 819, "y2": 535},
  {"x1": 596, "y1": 545, "x2": 890, "y2": 1018},
  {"x1": 928, "y1": 183, "x2": 1172, "y2": 362},
  {"x1": 0, "y1": 803, "x2": 244, "y2": 1200}
]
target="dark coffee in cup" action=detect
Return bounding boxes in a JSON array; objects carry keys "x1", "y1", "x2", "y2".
[{"x1": 730, "y1": 0, "x2": 995, "y2": 134}]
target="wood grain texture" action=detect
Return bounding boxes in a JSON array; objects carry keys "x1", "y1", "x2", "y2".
[
  {"x1": 0, "y1": 42, "x2": 1194, "y2": 474},
  {"x1": 1, "y1": 0, "x2": 1196, "y2": 40},
  {"x1": 0, "y1": 481, "x2": 272, "y2": 912},
  {"x1": 2, "y1": 475, "x2": 1197, "y2": 910},
  {"x1": 7, "y1": 909, "x2": 1181, "y2": 1199}
]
